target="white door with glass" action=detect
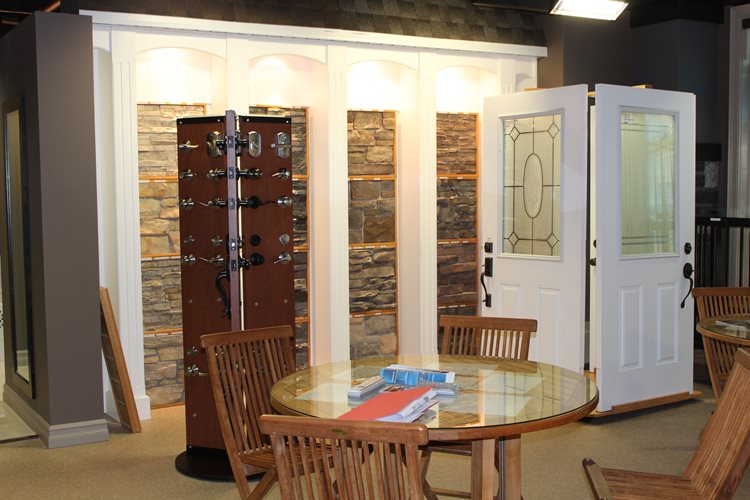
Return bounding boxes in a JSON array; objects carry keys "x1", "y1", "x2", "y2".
[
  {"x1": 592, "y1": 84, "x2": 695, "y2": 412},
  {"x1": 481, "y1": 85, "x2": 588, "y2": 373}
]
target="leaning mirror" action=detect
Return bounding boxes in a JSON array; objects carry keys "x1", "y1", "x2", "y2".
[{"x1": 3, "y1": 99, "x2": 34, "y2": 397}]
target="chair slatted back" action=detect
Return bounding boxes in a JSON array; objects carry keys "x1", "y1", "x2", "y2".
[
  {"x1": 685, "y1": 348, "x2": 750, "y2": 499},
  {"x1": 201, "y1": 326, "x2": 296, "y2": 457},
  {"x1": 439, "y1": 315, "x2": 536, "y2": 360},
  {"x1": 260, "y1": 415, "x2": 429, "y2": 500},
  {"x1": 693, "y1": 287, "x2": 750, "y2": 398},
  {"x1": 693, "y1": 287, "x2": 750, "y2": 320}
]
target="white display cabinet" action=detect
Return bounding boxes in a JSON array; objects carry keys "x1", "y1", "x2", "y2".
[{"x1": 87, "y1": 10, "x2": 546, "y2": 419}]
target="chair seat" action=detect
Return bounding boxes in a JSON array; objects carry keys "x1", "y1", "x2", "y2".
[
  {"x1": 599, "y1": 468, "x2": 703, "y2": 499},
  {"x1": 240, "y1": 448, "x2": 276, "y2": 470}
]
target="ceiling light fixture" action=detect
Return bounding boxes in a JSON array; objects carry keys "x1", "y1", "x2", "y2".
[{"x1": 550, "y1": 0, "x2": 628, "y2": 21}]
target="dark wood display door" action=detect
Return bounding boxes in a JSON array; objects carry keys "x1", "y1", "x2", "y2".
[
  {"x1": 238, "y1": 116, "x2": 295, "y2": 331},
  {"x1": 176, "y1": 116, "x2": 231, "y2": 451}
]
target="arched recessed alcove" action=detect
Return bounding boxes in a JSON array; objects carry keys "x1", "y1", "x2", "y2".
[
  {"x1": 247, "y1": 54, "x2": 324, "y2": 107},
  {"x1": 136, "y1": 47, "x2": 227, "y2": 107},
  {"x1": 436, "y1": 65, "x2": 500, "y2": 113}
]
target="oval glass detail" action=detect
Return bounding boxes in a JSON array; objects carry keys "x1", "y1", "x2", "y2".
[{"x1": 523, "y1": 153, "x2": 543, "y2": 218}]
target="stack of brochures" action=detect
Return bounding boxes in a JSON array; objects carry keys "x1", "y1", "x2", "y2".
[
  {"x1": 347, "y1": 375, "x2": 386, "y2": 398},
  {"x1": 338, "y1": 385, "x2": 437, "y2": 423},
  {"x1": 380, "y1": 364, "x2": 455, "y2": 386}
]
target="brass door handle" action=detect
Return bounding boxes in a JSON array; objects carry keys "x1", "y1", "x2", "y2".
[{"x1": 185, "y1": 364, "x2": 208, "y2": 377}]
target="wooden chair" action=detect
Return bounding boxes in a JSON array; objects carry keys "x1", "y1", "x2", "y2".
[
  {"x1": 423, "y1": 315, "x2": 537, "y2": 499},
  {"x1": 582, "y1": 347, "x2": 750, "y2": 500},
  {"x1": 201, "y1": 326, "x2": 297, "y2": 500},
  {"x1": 259, "y1": 414, "x2": 429, "y2": 499},
  {"x1": 692, "y1": 287, "x2": 750, "y2": 399}
]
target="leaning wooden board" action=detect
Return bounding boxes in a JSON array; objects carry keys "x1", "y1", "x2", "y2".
[{"x1": 100, "y1": 287, "x2": 142, "y2": 433}]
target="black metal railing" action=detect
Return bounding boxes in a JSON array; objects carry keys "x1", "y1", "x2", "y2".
[{"x1": 695, "y1": 217, "x2": 750, "y2": 287}]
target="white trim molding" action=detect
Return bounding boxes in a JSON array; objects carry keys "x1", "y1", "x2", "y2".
[{"x1": 82, "y1": 10, "x2": 547, "y2": 59}]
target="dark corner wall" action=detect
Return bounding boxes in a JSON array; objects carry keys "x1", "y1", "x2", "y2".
[
  {"x1": 0, "y1": 12, "x2": 105, "y2": 447},
  {"x1": 538, "y1": 4, "x2": 728, "y2": 217}
]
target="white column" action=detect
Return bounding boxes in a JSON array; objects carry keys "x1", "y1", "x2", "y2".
[
  {"x1": 310, "y1": 45, "x2": 350, "y2": 364},
  {"x1": 106, "y1": 28, "x2": 150, "y2": 420},
  {"x1": 411, "y1": 52, "x2": 439, "y2": 354},
  {"x1": 226, "y1": 37, "x2": 250, "y2": 112}
]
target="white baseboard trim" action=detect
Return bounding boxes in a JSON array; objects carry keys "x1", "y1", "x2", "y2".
[
  {"x1": 4, "y1": 385, "x2": 109, "y2": 448},
  {"x1": 104, "y1": 389, "x2": 150, "y2": 422},
  {"x1": 135, "y1": 393, "x2": 151, "y2": 420}
]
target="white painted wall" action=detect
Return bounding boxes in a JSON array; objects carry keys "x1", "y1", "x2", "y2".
[{"x1": 85, "y1": 10, "x2": 545, "y2": 418}]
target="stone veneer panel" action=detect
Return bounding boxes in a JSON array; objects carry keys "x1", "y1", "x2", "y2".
[
  {"x1": 144, "y1": 333, "x2": 184, "y2": 406},
  {"x1": 248, "y1": 106, "x2": 308, "y2": 177},
  {"x1": 349, "y1": 247, "x2": 397, "y2": 313},
  {"x1": 138, "y1": 104, "x2": 205, "y2": 177},
  {"x1": 294, "y1": 251, "x2": 308, "y2": 318},
  {"x1": 436, "y1": 113, "x2": 477, "y2": 175},
  {"x1": 295, "y1": 322, "x2": 309, "y2": 368},
  {"x1": 350, "y1": 314, "x2": 397, "y2": 360},
  {"x1": 139, "y1": 181, "x2": 180, "y2": 255},
  {"x1": 437, "y1": 242, "x2": 478, "y2": 305},
  {"x1": 293, "y1": 180, "x2": 308, "y2": 247},
  {"x1": 437, "y1": 178, "x2": 477, "y2": 240},
  {"x1": 349, "y1": 180, "x2": 395, "y2": 244},
  {"x1": 141, "y1": 259, "x2": 182, "y2": 332},
  {"x1": 348, "y1": 111, "x2": 395, "y2": 176}
]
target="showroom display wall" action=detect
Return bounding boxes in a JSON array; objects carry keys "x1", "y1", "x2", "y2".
[
  {"x1": 437, "y1": 113, "x2": 480, "y2": 344},
  {"x1": 348, "y1": 111, "x2": 399, "y2": 358},
  {"x1": 89, "y1": 10, "x2": 544, "y2": 419},
  {"x1": 138, "y1": 104, "x2": 205, "y2": 406}
]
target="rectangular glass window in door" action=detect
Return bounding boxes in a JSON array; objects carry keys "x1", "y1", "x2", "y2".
[
  {"x1": 620, "y1": 112, "x2": 675, "y2": 256},
  {"x1": 502, "y1": 114, "x2": 561, "y2": 257}
]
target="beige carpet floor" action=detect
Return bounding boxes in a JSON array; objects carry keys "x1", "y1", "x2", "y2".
[{"x1": 2, "y1": 353, "x2": 749, "y2": 499}]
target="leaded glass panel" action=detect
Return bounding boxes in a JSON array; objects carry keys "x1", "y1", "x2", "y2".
[{"x1": 502, "y1": 114, "x2": 561, "y2": 257}]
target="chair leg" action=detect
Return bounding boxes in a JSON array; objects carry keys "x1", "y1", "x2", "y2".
[
  {"x1": 248, "y1": 470, "x2": 277, "y2": 500},
  {"x1": 581, "y1": 458, "x2": 612, "y2": 500},
  {"x1": 420, "y1": 449, "x2": 439, "y2": 500}
]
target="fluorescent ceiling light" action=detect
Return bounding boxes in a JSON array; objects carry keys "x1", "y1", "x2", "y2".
[{"x1": 550, "y1": 0, "x2": 628, "y2": 21}]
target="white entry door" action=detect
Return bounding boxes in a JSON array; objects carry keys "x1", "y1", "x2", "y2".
[
  {"x1": 593, "y1": 84, "x2": 695, "y2": 411},
  {"x1": 481, "y1": 85, "x2": 588, "y2": 372}
]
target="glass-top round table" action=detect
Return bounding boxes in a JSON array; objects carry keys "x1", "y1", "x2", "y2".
[
  {"x1": 697, "y1": 315, "x2": 750, "y2": 344},
  {"x1": 270, "y1": 354, "x2": 599, "y2": 500}
]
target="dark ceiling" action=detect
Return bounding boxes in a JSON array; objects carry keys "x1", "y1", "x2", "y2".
[
  {"x1": 0, "y1": 0, "x2": 747, "y2": 40},
  {"x1": 0, "y1": 1, "x2": 59, "y2": 37}
]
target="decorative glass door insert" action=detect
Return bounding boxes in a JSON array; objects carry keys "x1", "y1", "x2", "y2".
[
  {"x1": 620, "y1": 111, "x2": 675, "y2": 256},
  {"x1": 502, "y1": 113, "x2": 562, "y2": 257}
]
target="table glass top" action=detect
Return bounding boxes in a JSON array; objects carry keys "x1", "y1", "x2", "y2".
[
  {"x1": 271, "y1": 354, "x2": 598, "y2": 432},
  {"x1": 699, "y1": 316, "x2": 750, "y2": 341}
]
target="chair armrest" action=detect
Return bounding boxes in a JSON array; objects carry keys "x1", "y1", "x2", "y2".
[{"x1": 582, "y1": 458, "x2": 612, "y2": 500}]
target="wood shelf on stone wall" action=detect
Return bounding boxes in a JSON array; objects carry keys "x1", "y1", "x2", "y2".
[
  {"x1": 141, "y1": 253, "x2": 180, "y2": 260},
  {"x1": 144, "y1": 327, "x2": 183, "y2": 335},
  {"x1": 349, "y1": 242, "x2": 397, "y2": 249},
  {"x1": 350, "y1": 309, "x2": 398, "y2": 318},
  {"x1": 438, "y1": 238, "x2": 478, "y2": 245},
  {"x1": 139, "y1": 176, "x2": 178, "y2": 182},
  {"x1": 437, "y1": 174, "x2": 479, "y2": 180},
  {"x1": 349, "y1": 175, "x2": 397, "y2": 181}
]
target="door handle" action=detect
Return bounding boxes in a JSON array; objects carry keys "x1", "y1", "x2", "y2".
[
  {"x1": 680, "y1": 263, "x2": 694, "y2": 309},
  {"x1": 589, "y1": 257, "x2": 596, "y2": 266}
]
